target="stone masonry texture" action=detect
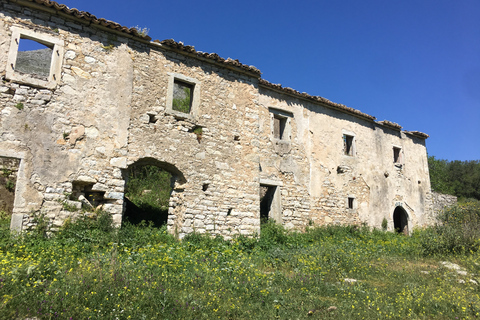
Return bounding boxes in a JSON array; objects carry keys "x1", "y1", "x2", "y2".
[{"x1": 0, "y1": 0, "x2": 447, "y2": 237}]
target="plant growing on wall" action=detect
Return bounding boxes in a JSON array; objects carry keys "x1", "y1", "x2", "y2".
[
  {"x1": 382, "y1": 218, "x2": 388, "y2": 231},
  {"x1": 192, "y1": 126, "x2": 203, "y2": 142},
  {"x1": 132, "y1": 26, "x2": 149, "y2": 36},
  {"x1": 5, "y1": 180, "x2": 15, "y2": 192}
]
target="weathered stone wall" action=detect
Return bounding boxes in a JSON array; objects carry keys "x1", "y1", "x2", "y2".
[
  {"x1": 0, "y1": 0, "x2": 135, "y2": 230},
  {"x1": 126, "y1": 43, "x2": 261, "y2": 238},
  {"x1": 431, "y1": 191, "x2": 457, "y2": 217},
  {"x1": 0, "y1": 0, "x2": 435, "y2": 236},
  {"x1": 258, "y1": 86, "x2": 432, "y2": 232}
]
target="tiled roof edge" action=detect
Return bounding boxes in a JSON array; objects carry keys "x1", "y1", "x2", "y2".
[
  {"x1": 259, "y1": 79, "x2": 376, "y2": 121},
  {"x1": 12, "y1": 0, "x2": 429, "y2": 139},
  {"x1": 404, "y1": 131, "x2": 429, "y2": 139},
  {"x1": 15, "y1": 0, "x2": 152, "y2": 40},
  {"x1": 157, "y1": 39, "x2": 261, "y2": 76},
  {"x1": 377, "y1": 120, "x2": 402, "y2": 130}
]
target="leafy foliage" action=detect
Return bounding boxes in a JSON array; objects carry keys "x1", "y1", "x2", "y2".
[
  {"x1": 420, "y1": 201, "x2": 480, "y2": 255},
  {"x1": 428, "y1": 156, "x2": 480, "y2": 201},
  {"x1": 4, "y1": 219, "x2": 480, "y2": 319},
  {"x1": 124, "y1": 165, "x2": 172, "y2": 227},
  {"x1": 172, "y1": 86, "x2": 192, "y2": 113},
  {"x1": 126, "y1": 165, "x2": 171, "y2": 210}
]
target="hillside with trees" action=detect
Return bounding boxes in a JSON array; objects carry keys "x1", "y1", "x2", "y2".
[{"x1": 428, "y1": 156, "x2": 480, "y2": 202}]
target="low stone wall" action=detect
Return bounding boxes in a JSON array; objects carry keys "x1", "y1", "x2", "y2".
[{"x1": 431, "y1": 191, "x2": 457, "y2": 217}]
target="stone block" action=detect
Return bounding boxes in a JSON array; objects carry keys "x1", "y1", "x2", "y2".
[
  {"x1": 92, "y1": 183, "x2": 108, "y2": 191},
  {"x1": 194, "y1": 220, "x2": 204, "y2": 228},
  {"x1": 110, "y1": 157, "x2": 127, "y2": 168},
  {"x1": 104, "y1": 192, "x2": 124, "y2": 200},
  {"x1": 77, "y1": 175, "x2": 97, "y2": 183},
  {"x1": 103, "y1": 204, "x2": 123, "y2": 214}
]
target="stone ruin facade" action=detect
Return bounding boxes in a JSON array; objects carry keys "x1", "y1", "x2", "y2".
[{"x1": 0, "y1": 0, "x2": 441, "y2": 238}]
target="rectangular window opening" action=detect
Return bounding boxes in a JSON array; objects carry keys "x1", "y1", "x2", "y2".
[
  {"x1": 393, "y1": 147, "x2": 402, "y2": 163},
  {"x1": 172, "y1": 79, "x2": 194, "y2": 113},
  {"x1": 273, "y1": 115, "x2": 287, "y2": 140},
  {"x1": 15, "y1": 37, "x2": 53, "y2": 80},
  {"x1": 343, "y1": 134, "x2": 355, "y2": 156},
  {"x1": 348, "y1": 197, "x2": 355, "y2": 209}
]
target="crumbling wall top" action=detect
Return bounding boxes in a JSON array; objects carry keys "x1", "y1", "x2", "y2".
[
  {"x1": 10, "y1": 0, "x2": 152, "y2": 40},
  {"x1": 259, "y1": 78, "x2": 376, "y2": 121}
]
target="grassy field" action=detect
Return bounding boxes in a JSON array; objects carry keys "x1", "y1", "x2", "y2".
[{"x1": 1, "y1": 206, "x2": 480, "y2": 319}]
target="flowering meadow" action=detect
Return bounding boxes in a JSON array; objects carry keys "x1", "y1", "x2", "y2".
[{"x1": 1, "y1": 210, "x2": 480, "y2": 319}]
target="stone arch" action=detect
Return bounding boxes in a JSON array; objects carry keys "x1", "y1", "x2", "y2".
[
  {"x1": 393, "y1": 206, "x2": 409, "y2": 235},
  {"x1": 127, "y1": 157, "x2": 186, "y2": 184},
  {"x1": 122, "y1": 158, "x2": 186, "y2": 227}
]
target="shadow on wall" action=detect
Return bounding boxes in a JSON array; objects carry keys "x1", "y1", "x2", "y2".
[{"x1": 123, "y1": 197, "x2": 168, "y2": 227}]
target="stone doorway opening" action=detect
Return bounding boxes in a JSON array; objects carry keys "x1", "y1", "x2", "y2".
[
  {"x1": 259, "y1": 182, "x2": 282, "y2": 224},
  {"x1": 260, "y1": 185, "x2": 276, "y2": 223},
  {"x1": 393, "y1": 206, "x2": 409, "y2": 235},
  {"x1": 123, "y1": 159, "x2": 181, "y2": 227},
  {"x1": 0, "y1": 157, "x2": 20, "y2": 221}
]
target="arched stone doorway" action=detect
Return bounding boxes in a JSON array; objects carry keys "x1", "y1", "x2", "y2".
[
  {"x1": 123, "y1": 158, "x2": 185, "y2": 227},
  {"x1": 393, "y1": 206, "x2": 409, "y2": 235}
]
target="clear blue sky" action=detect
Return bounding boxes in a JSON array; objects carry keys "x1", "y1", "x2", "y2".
[{"x1": 59, "y1": 0, "x2": 480, "y2": 161}]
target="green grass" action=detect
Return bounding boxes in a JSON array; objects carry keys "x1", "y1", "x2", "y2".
[
  {"x1": 1, "y1": 217, "x2": 480, "y2": 319},
  {"x1": 124, "y1": 165, "x2": 172, "y2": 227}
]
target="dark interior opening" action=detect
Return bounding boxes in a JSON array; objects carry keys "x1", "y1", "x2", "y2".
[
  {"x1": 273, "y1": 115, "x2": 286, "y2": 140},
  {"x1": 348, "y1": 197, "x2": 354, "y2": 209},
  {"x1": 260, "y1": 185, "x2": 276, "y2": 223},
  {"x1": 343, "y1": 134, "x2": 354, "y2": 156},
  {"x1": 393, "y1": 206, "x2": 409, "y2": 235},
  {"x1": 71, "y1": 181, "x2": 105, "y2": 209},
  {"x1": 393, "y1": 147, "x2": 401, "y2": 163}
]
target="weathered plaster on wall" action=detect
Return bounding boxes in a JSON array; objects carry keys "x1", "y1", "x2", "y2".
[{"x1": 0, "y1": 0, "x2": 437, "y2": 236}]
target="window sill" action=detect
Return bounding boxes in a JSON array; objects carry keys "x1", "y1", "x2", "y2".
[
  {"x1": 5, "y1": 71, "x2": 57, "y2": 89},
  {"x1": 165, "y1": 109, "x2": 196, "y2": 121}
]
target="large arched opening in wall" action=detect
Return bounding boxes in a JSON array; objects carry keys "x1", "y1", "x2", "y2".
[
  {"x1": 393, "y1": 206, "x2": 409, "y2": 235},
  {"x1": 123, "y1": 158, "x2": 185, "y2": 227}
]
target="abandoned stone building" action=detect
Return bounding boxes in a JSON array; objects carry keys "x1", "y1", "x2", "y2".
[{"x1": 0, "y1": 0, "x2": 438, "y2": 238}]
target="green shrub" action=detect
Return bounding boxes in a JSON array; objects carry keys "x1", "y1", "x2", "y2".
[
  {"x1": 381, "y1": 217, "x2": 388, "y2": 231},
  {"x1": 57, "y1": 210, "x2": 114, "y2": 247},
  {"x1": 172, "y1": 87, "x2": 192, "y2": 113},
  {"x1": 258, "y1": 220, "x2": 290, "y2": 250},
  {"x1": 5, "y1": 179, "x2": 15, "y2": 192},
  {"x1": 117, "y1": 222, "x2": 175, "y2": 248},
  {"x1": 420, "y1": 201, "x2": 480, "y2": 255},
  {"x1": 124, "y1": 165, "x2": 172, "y2": 227}
]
